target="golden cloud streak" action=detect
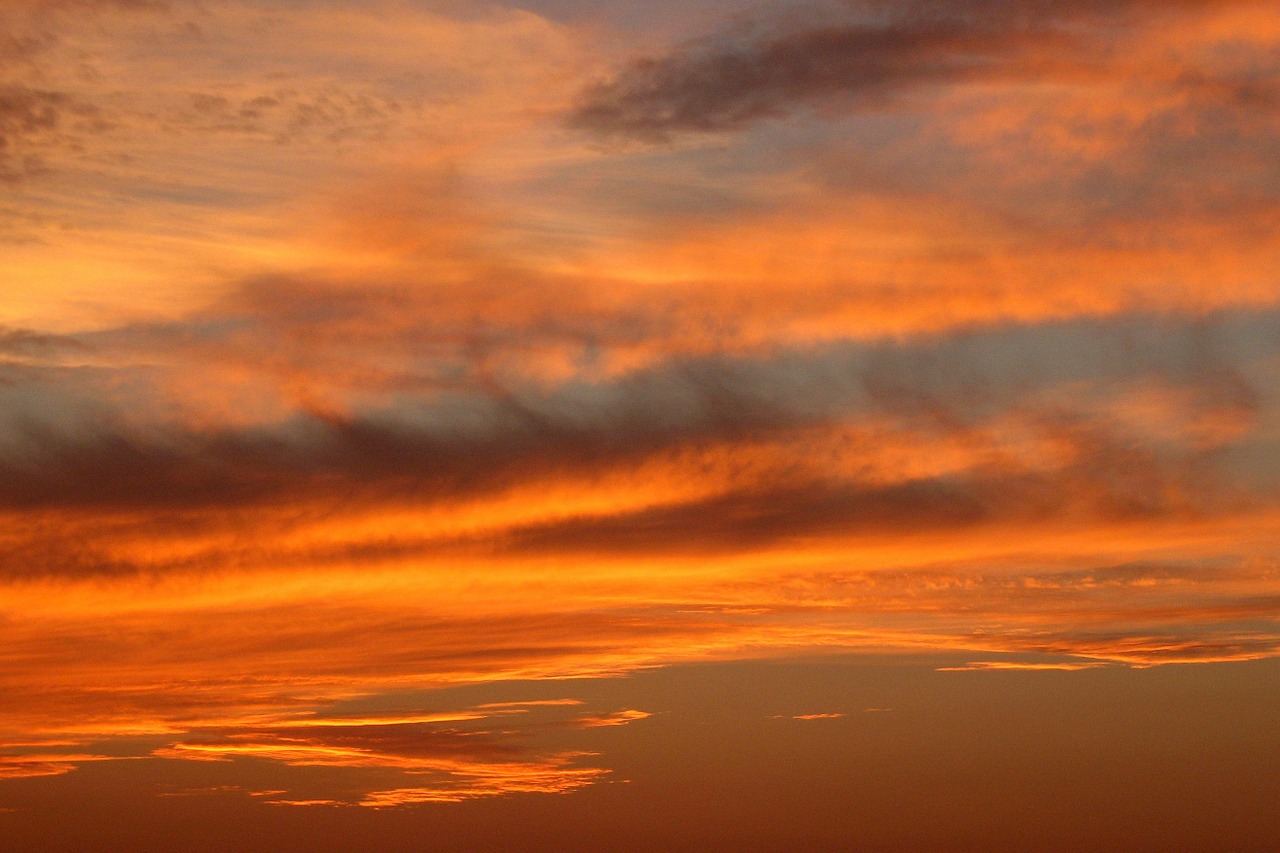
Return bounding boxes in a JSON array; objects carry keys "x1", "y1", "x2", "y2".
[{"x1": 935, "y1": 661, "x2": 1110, "y2": 672}]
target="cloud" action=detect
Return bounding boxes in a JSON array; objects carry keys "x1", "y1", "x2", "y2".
[
  {"x1": 0, "y1": 695, "x2": 630, "y2": 807},
  {"x1": 0, "y1": 299, "x2": 1270, "y2": 604},
  {"x1": 150, "y1": 700, "x2": 627, "y2": 806},
  {"x1": 0, "y1": 302, "x2": 1270, "y2": 517},
  {"x1": 572, "y1": 709, "x2": 651, "y2": 727},
  {"x1": 356, "y1": 760, "x2": 607, "y2": 806},
  {"x1": 0, "y1": 546, "x2": 1273, "y2": 809},
  {"x1": 0, "y1": 88, "x2": 64, "y2": 137},
  {"x1": 0, "y1": 87, "x2": 70, "y2": 182},
  {"x1": 567, "y1": 0, "x2": 1256, "y2": 140},
  {"x1": 935, "y1": 661, "x2": 1109, "y2": 672},
  {"x1": 994, "y1": 631, "x2": 1280, "y2": 666},
  {"x1": 0, "y1": 3, "x2": 1276, "y2": 822},
  {"x1": 0, "y1": 0, "x2": 583, "y2": 293},
  {"x1": 0, "y1": 326, "x2": 86, "y2": 362},
  {"x1": 0, "y1": 753, "x2": 120, "y2": 779},
  {"x1": 475, "y1": 699, "x2": 585, "y2": 710},
  {"x1": 569, "y1": 16, "x2": 1033, "y2": 139}
]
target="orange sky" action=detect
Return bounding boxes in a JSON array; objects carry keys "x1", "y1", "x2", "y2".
[{"x1": 1, "y1": 0, "x2": 1278, "y2": 848}]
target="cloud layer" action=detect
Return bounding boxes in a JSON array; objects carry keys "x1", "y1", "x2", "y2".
[
  {"x1": 569, "y1": 0, "x2": 1265, "y2": 138},
  {"x1": 0, "y1": 0, "x2": 1278, "y2": 820}
]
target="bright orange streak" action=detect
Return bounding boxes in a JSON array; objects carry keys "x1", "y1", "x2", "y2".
[
  {"x1": 474, "y1": 699, "x2": 585, "y2": 709},
  {"x1": 0, "y1": 754, "x2": 122, "y2": 779},
  {"x1": 261, "y1": 712, "x2": 493, "y2": 728},
  {"x1": 573, "y1": 710, "x2": 651, "y2": 727},
  {"x1": 358, "y1": 760, "x2": 610, "y2": 807},
  {"x1": 935, "y1": 662, "x2": 1110, "y2": 672}
]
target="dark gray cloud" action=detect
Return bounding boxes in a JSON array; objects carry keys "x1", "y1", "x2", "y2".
[
  {"x1": 568, "y1": 0, "x2": 1243, "y2": 140},
  {"x1": 570, "y1": 21, "x2": 1031, "y2": 140}
]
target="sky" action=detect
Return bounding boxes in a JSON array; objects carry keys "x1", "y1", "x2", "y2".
[{"x1": 1, "y1": 0, "x2": 1278, "y2": 849}]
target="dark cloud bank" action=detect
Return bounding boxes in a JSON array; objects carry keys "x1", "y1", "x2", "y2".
[{"x1": 0, "y1": 302, "x2": 1273, "y2": 578}]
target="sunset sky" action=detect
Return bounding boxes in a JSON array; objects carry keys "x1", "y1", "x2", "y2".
[{"x1": 2, "y1": 0, "x2": 1279, "y2": 849}]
